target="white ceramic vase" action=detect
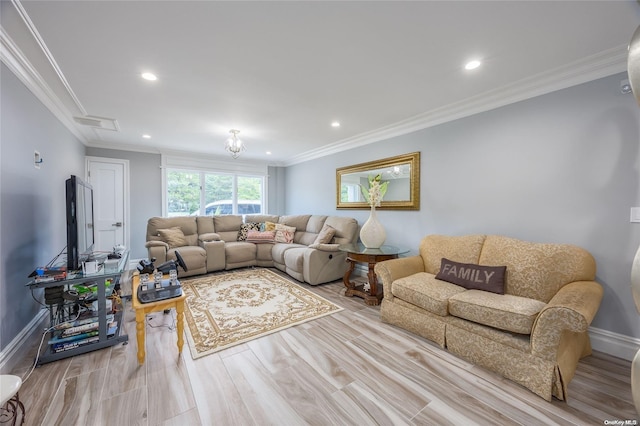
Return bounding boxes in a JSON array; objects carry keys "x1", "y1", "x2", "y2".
[{"x1": 360, "y1": 206, "x2": 386, "y2": 249}]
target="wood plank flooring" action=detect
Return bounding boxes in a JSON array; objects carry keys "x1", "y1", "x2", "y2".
[{"x1": 8, "y1": 270, "x2": 638, "y2": 425}]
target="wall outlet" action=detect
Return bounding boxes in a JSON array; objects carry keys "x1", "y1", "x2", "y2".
[{"x1": 631, "y1": 207, "x2": 640, "y2": 223}]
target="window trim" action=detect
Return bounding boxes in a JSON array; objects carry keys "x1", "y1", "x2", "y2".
[{"x1": 161, "y1": 154, "x2": 268, "y2": 217}]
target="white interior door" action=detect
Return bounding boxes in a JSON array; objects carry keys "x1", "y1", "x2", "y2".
[{"x1": 86, "y1": 157, "x2": 129, "y2": 253}]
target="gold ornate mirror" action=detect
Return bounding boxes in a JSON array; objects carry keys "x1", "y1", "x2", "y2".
[{"x1": 336, "y1": 152, "x2": 420, "y2": 210}]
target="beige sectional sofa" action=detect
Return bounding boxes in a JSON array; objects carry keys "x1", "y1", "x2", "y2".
[
  {"x1": 375, "y1": 234, "x2": 603, "y2": 401},
  {"x1": 145, "y1": 214, "x2": 358, "y2": 285}
]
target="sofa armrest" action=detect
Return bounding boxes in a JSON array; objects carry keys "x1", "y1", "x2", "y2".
[
  {"x1": 145, "y1": 241, "x2": 169, "y2": 264},
  {"x1": 308, "y1": 243, "x2": 340, "y2": 252},
  {"x1": 303, "y1": 247, "x2": 348, "y2": 285},
  {"x1": 375, "y1": 256, "x2": 425, "y2": 301},
  {"x1": 531, "y1": 280, "x2": 603, "y2": 360},
  {"x1": 199, "y1": 232, "x2": 221, "y2": 242},
  {"x1": 145, "y1": 240, "x2": 168, "y2": 249},
  {"x1": 199, "y1": 239, "x2": 225, "y2": 271}
]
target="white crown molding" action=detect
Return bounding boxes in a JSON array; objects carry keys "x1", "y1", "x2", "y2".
[
  {"x1": 283, "y1": 44, "x2": 628, "y2": 166},
  {"x1": 2, "y1": 0, "x2": 629, "y2": 166},
  {"x1": 10, "y1": 0, "x2": 88, "y2": 116},
  {"x1": 0, "y1": 26, "x2": 88, "y2": 143}
]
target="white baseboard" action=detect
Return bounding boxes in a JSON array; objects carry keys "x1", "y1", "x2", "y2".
[
  {"x1": 589, "y1": 326, "x2": 640, "y2": 361},
  {"x1": 0, "y1": 309, "x2": 48, "y2": 374}
]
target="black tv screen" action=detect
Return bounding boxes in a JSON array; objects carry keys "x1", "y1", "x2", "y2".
[{"x1": 66, "y1": 175, "x2": 95, "y2": 270}]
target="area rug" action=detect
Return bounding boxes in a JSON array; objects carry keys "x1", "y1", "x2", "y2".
[{"x1": 181, "y1": 268, "x2": 343, "y2": 359}]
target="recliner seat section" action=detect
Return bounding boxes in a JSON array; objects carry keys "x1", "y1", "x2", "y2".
[
  {"x1": 145, "y1": 213, "x2": 358, "y2": 285},
  {"x1": 375, "y1": 234, "x2": 603, "y2": 401}
]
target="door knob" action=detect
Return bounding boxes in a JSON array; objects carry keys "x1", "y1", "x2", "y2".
[{"x1": 112, "y1": 222, "x2": 123, "y2": 227}]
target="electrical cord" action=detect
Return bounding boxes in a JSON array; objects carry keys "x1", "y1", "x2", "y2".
[
  {"x1": 21, "y1": 307, "x2": 85, "y2": 385},
  {"x1": 146, "y1": 310, "x2": 176, "y2": 331}
]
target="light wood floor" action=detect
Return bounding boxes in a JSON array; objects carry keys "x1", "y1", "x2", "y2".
[{"x1": 9, "y1": 270, "x2": 638, "y2": 425}]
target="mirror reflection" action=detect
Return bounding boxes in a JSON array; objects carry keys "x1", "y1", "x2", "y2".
[{"x1": 336, "y1": 152, "x2": 420, "y2": 210}]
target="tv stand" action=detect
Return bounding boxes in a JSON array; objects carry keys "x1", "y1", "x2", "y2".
[{"x1": 26, "y1": 250, "x2": 130, "y2": 365}]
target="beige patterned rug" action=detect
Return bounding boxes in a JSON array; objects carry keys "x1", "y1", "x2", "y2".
[{"x1": 182, "y1": 268, "x2": 343, "y2": 359}]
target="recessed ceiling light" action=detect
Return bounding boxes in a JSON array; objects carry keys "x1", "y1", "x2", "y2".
[
  {"x1": 142, "y1": 134, "x2": 151, "y2": 139},
  {"x1": 465, "y1": 60, "x2": 481, "y2": 70},
  {"x1": 266, "y1": 151, "x2": 272, "y2": 155},
  {"x1": 331, "y1": 121, "x2": 341, "y2": 128},
  {"x1": 141, "y1": 72, "x2": 157, "y2": 81}
]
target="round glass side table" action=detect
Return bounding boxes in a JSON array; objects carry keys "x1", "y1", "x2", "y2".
[{"x1": 338, "y1": 243, "x2": 409, "y2": 305}]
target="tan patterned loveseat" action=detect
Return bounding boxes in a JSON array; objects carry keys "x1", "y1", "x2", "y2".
[
  {"x1": 375, "y1": 234, "x2": 603, "y2": 401},
  {"x1": 145, "y1": 214, "x2": 358, "y2": 285}
]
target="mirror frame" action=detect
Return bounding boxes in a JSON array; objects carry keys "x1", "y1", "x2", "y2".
[{"x1": 336, "y1": 151, "x2": 420, "y2": 210}]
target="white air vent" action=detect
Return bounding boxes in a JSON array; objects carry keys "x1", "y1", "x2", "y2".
[{"x1": 73, "y1": 115, "x2": 120, "y2": 131}]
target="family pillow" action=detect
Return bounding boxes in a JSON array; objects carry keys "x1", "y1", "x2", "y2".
[{"x1": 435, "y1": 257, "x2": 506, "y2": 294}]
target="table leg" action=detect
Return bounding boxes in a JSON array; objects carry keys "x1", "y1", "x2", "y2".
[
  {"x1": 135, "y1": 309, "x2": 146, "y2": 365},
  {"x1": 176, "y1": 301, "x2": 184, "y2": 356},
  {"x1": 343, "y1": 258, "x2": 356, "y2": 291},
  {"x1": 367, "y1": 261, "x2": 378, "y2": 297}
]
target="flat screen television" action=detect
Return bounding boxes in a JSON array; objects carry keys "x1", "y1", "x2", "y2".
[{"x1": 66, "y1": 175, "x2": 95, "y2": 270}]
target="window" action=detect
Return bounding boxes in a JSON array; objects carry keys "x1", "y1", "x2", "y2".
[{"x1": 166, "y1": 169, "x2": 264, "y2": 216}]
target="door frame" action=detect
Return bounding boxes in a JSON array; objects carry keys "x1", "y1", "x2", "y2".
[{"x1": 85, "y1": 156, "x2": 131, "y2": 251}]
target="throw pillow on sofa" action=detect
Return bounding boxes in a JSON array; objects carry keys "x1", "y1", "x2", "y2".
[
  {"x1": 237, "y1": 223, "x2": 261, "y2": 241},
  {"x1": 435, "y1": 258, "x2": 506, "y2": 294},
  {"x1": 263, "y1": 221, "x2": 277, "y2": 231},
  {"x1": 246, "y1": 230, "x2": 276, "y2": 243},
  {"x1": 313, "y1": 224, "x2": 336, "y2": 245},
  {"x1": 275, "y1": 224, "x2": 296, "y2": 243},
  {"x1": 157, "y1": 227, "x2": 188, "y2": 249}
]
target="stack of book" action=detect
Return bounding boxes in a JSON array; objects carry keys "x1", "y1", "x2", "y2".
[{"x1": 50, "y1": 315, "x2": 117, "y2": 353}]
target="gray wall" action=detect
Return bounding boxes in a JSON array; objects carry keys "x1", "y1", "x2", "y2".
[
  {"x1": 85, "y1": 148, "x2": 161, "y2": 259},
  {"x1": 286, "y1": 72, "x2": 640, "y2": 339},
  {"x1": 268, "y1": 165, "x2": 286, "y2": 215},
  {"x1": 1, "y1": 64, "x2": 86, "y2": 351}
]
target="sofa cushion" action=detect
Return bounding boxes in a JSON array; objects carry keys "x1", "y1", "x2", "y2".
[
  {"x1": 237, "y1": 222, "x2": 261, "y2": 241},
  {"x1": 324, "y1": 216, "x2": 359, "y2": 245},
  {"x1": 246, "y1": 230, "x2": 276, "y2": 243},
  {"x1": 212, "y1": 215, "x2": 243, "y2": 242},
  {"x1": 264, "y1": 221, "x2": 277, "y2": 231},
  {"x1": 147, "y1": 216, "x2": 198, "y2": 246},
  {"x1": 478, "y1": 235, "x2": 597, "y2": 303},
  {"x1": 245, "y1": 214, "x2": 280, "y2": 225},
  {"x1": 168, "y1": 245, "x2": 206, "y2": 269},
  {"x1": 420, "y1": 234, "x2": 486, "y2": 275},
  {"x1": 295, "y1": 215, "x2": 328, "y2": 245},
  {"x1": 224, "y1": 241, "x2": 257, "y2": 264},
  {"x1": 313, "y1": 224, "x2": 336, "y2": 245},
  {"x1": 158, "y1": 227, "x2": 188, "y2": 249},
  {"x1": 435, "y1": 258, "x2": 506, "y2": 294},
  {"x1": 284, "y1": 247, "x2": 308, "y2": 273},
  {"x1": 275, "y1": 224, "x2": 296, "y2": 243},
  {"x1": 392, "y1": 272, "x2": 466, "y2": 317},
  {"x1": 272, "y1": 243, "x2": 306, "y2": 265},
  {"x1": 448, "y1": 290, "x2": 546, "y2": 334}
]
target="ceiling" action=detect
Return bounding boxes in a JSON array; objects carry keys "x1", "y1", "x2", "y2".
[{"x1": 3, "y1": 1, "x2": 639, "y2": 165}]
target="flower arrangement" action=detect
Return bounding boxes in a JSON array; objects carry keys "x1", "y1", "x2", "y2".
[{"x1": 360, "y1": 174, "x2": 389, "y2": 208}]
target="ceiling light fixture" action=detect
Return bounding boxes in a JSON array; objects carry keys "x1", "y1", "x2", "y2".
[
  {"x1": 141, "y1": 72, "x2": 157, "y2": 81},
  {"x1": 331, "y1": 121, "x2": 341, "y2": 127},
  {"x1": 142, "y1": 134, "x2": 151, "y2": 139},
  {"x1": 465, "y1": 60, "x2": 481, "y2": 70},
  {"x1": 225, "y1": 129, "x2": 245, "y2": 159}
]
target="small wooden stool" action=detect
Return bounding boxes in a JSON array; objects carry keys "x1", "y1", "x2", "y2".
[
  {"x1": 131, "y1": 273, "x2": 186, "y2": 364},
  {"x1": 0, "y1": 375, "x2": 25, "y2": 425}
]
